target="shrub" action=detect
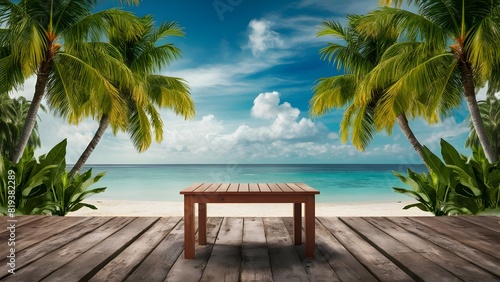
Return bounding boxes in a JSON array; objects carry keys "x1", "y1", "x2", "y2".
[
  {"x1": 394, "y1": 139, "x2": 500, "y2": 215},
  {"x1": 0, "y1": 139, "x2": 106, "y2": 216}
]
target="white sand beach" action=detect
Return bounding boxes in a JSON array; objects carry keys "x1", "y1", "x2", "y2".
[{"x1": 68, "y1": 200, "x2": 430, "y2": 217}]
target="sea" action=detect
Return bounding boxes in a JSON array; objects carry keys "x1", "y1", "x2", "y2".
[{"x1": 79, "y1": 164, "x2": 427, "y2": 203}]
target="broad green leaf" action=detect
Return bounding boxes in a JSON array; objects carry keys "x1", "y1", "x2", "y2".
[
  {"x1": 446, "y1": 165, "x2": 481, "y2": 196},
  {"x1": 422, "y1": 145, "x2": 450, "y2": 185},
  {"x1": 402, "y1": 202, "x2": 430, "y2": 212}
]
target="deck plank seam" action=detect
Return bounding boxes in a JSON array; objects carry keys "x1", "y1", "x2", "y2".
[
  {"x1": 120, "y1": 217, "x2": 184, "y2": 281},
  {"x1": 82, "y1": 217, "x2": 163, "y2": 281},
  {"x1": 0, "y1": 217, "x2": 116, "y2": 280},
  {"x1": 317, "y1": 217, "x2": 387, "y2": 281},
  {"x1": 197, "y1": 216, "x2": 225, "y2": 280},
  {"x1": 33, "y1": 217, "x2": 139, "y2": 281},
  {"x1": 337, "y1": 217, "x2": 427, "y2": 282}
]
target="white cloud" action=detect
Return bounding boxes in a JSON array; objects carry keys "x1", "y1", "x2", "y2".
[
  {"x1": 141, "y1": 92, "x2": 331, "y2": 162},
  {"x1": 251, "y1": 91, "x2": 298, "y2": 119},
  {"x1": 9, "y1": 76, "x2": 36, "y2": 99},
  {"x1": 247, "y1": 19, "x2": 285, "y2": 56},
  {"x1": 167, "y1": 54, "x2": 292, "y2": 94},
  {"x1": 477, "y1": 84, "x2": 500, "y2": 101},
  {"x1": 422, "y1": 117, "x2": 470, "y2": 144}
]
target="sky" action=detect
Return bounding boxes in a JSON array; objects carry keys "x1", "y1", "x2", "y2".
[{"x1": 12, "y1": 0, "x2": 490, "y2": 165}]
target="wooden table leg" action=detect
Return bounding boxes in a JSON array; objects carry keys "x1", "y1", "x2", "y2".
[
  {"x1": 305, "y1": 195, "x2": 315, "y2": 258},
  {"x1": 199, "y1": 203, "x2": 207, "y2": 245},
  {"x1": 293, "y1": 203, "x2": 302, "y2": 245},
  {"x1": 184, "y1": 195, "x2": 195, "y2": 259}
]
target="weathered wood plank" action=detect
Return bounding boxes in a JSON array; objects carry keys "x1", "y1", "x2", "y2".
[
  {"x1": 200, "y1": 217, "x2": 243, "y2": 282},
  {"x1": 412, "y1": 217, "x2": 500, "y2": 260},
  {"x1": 389, "y1": 217, "x2": 500, "y2": 278},
  {"x1": 315, "y1": 217, "x2": 376, "y2": 281},
  {"x1": 319, "y1": 217, "x2": 403, "y2": 281},
  {"x1": 457, "y1": 216, "x2": 500, "y2": 234},
  {"x1": 365, "y1": 217, "x2": 498, "y2": 281},
  {"x1": 0, "y1": 217, "x2": 113, "y2": 280},
  {"x1": 42, "y1": 217, "x2": 159, "y2": 281},
  {"x1": 0, "y1": 216, "x2": 44, "y2": 233},
  {"x1": 166, "y1": 217, "x2": 223, "y2": 282},
  {"x1": 3, "y1": 217, "x2": 135, "y2": 281},
  {"x1": 0, "y1": 216, "x2": 66, "y2": 241},
  {"x1": 263, "y1": 217, "x2": 309, "y2": 281},
  {"x1": 126, "y1": 218, "x2": 185, "y2": 281},
  {"x1": 240, "y1": 217, "x2": 273, "y2": 282},
  {"x1": 282, "y1": 217, "x2": 341, "y2": 282},
  {"x1": 0, "y1": 216, "x2": 88, "y2": 252},
  {"x1": 341, "y1": 217, "x2": 459, "y2": 281},
  {"x1": 90, "y1": 217, "x2": 182, "y2": 282}
]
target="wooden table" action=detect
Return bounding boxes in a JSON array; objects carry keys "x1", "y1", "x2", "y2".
[{"x1": 180, "y1": 183, "x2": 320, "y2": 259}]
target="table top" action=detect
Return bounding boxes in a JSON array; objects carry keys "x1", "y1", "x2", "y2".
[{"x1": 180, "y1": 183, "x2": 320, "y2": 195}]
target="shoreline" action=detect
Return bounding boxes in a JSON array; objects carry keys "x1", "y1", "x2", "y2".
[{"x1": 68, "y1": 199, "x2": 431, "y2": 217}]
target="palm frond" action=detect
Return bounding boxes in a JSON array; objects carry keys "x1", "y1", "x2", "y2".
[
  {"x1": 61, "y1": 9, "x2": 144, "y2": 43},
  {"x1": 357, "y1": 7, "x2": 447, "y2": 50},
  {"x1": 127, "y1": 105, "x2": 152, "y2": 152},
  {"x1": 466, "y1": 4, "x2": 500, "y2": 82},
  {"x1": 146, "y1": 75, "x2": 195, "y2": 119},
  {"x1": 310, "y1": 74, "x2": 357, "y2": 118}
]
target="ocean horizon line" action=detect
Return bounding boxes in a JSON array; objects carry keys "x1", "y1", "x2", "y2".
[{"x1": 72, "y1": 163, "x2": 426, "y2": 166}]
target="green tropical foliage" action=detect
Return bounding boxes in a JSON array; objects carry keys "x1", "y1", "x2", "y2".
[
  {"x1": 0, "y1": 139, "x2": 106, "y2": 216},
  {"x1": 0, "y1": 93, "x2": 43, "y2": 159},
  {"x1": 67, "y1": 15, "x2": 195, "y2": 176},
  {"x1": 466, "y1": 97, "x2": 500, "y2": 161},
  {"x1": 0, "y1": 0, "x2": 144, "y2": 163},
  {"x1": 358, "y1": 0, "x2": 500, "y2": 163},
  {"x1": 394, "y1": 139, "x2": 500, "y2": 216}
]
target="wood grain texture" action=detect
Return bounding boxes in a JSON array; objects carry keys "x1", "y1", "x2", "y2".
[{"x1": 2, "y1": 215, "x2": 499, "y2": 281}]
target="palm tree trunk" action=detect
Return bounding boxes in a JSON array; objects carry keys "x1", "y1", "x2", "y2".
[
  {"x1": 396, "y1": 113, "x2": 427, "y2": 165},
  {"x1": 11, "y1": 60, "x2": 51, "y2": 163},
  {"x1": 459, "y1": 61, "x2": 498, "y2": 163},
  {"x1": 68, "y1": 115, "x2": 110, "y2": 178}
]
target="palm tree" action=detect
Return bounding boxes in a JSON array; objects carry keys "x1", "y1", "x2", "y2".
[
  {"x1": 0, "y1": 93, "x2": 18, "y2": 157},
  {"x1": 0, "y1": 0, "x2": 143, "y2": 163},
  {"x1": 310, "y1": 16, "x2": 460, "y2": 164},
  {"x1": 67, "y1": 15, "x2": 195, "y2": 177},
  {"x1": 357, "y1": 0, "x2": 500, "y2": 163},
  {"x1": 466, "y1": 97, "x2": 500, "y2": 160},
  {"x1": 0, "y1": 93, "x2": 42, "y2": 158}
]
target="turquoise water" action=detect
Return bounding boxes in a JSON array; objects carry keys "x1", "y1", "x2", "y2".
[{"x1": 80, "y1": 164, "x2": 426, "y2": 203}]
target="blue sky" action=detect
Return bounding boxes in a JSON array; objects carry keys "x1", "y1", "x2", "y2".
[{"x1": 15, "y1": 0, "x2": 485, "y2": 164}]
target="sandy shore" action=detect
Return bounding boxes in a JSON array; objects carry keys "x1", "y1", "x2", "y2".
[{"x1": 68, "y1": 200, "x2": 430, "y2": 217}]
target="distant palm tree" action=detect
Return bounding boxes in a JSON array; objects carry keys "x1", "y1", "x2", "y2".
[
  {"x1": 67, "y1": 15, "x2": 195, "y2": 177},
  {"x1": 0, "y1": 93, "x2": 42, "y2": 158},
  {"x1": 0, "y1": 0, "x2": 143, "y2": 163},
  {"x1": 466, "y1": 97, "x2": 500, "y2": 160},
  {"x1": 310, "y1": 15, "x2": 460, "y2": 163},
  {"x1": 358, "y1": 0, "x2": 500, "y2": 163}
]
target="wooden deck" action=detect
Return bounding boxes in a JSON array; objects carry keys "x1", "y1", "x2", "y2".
[{"x1": 0, "y1": 216, "x2": 499, "y2": 281}]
